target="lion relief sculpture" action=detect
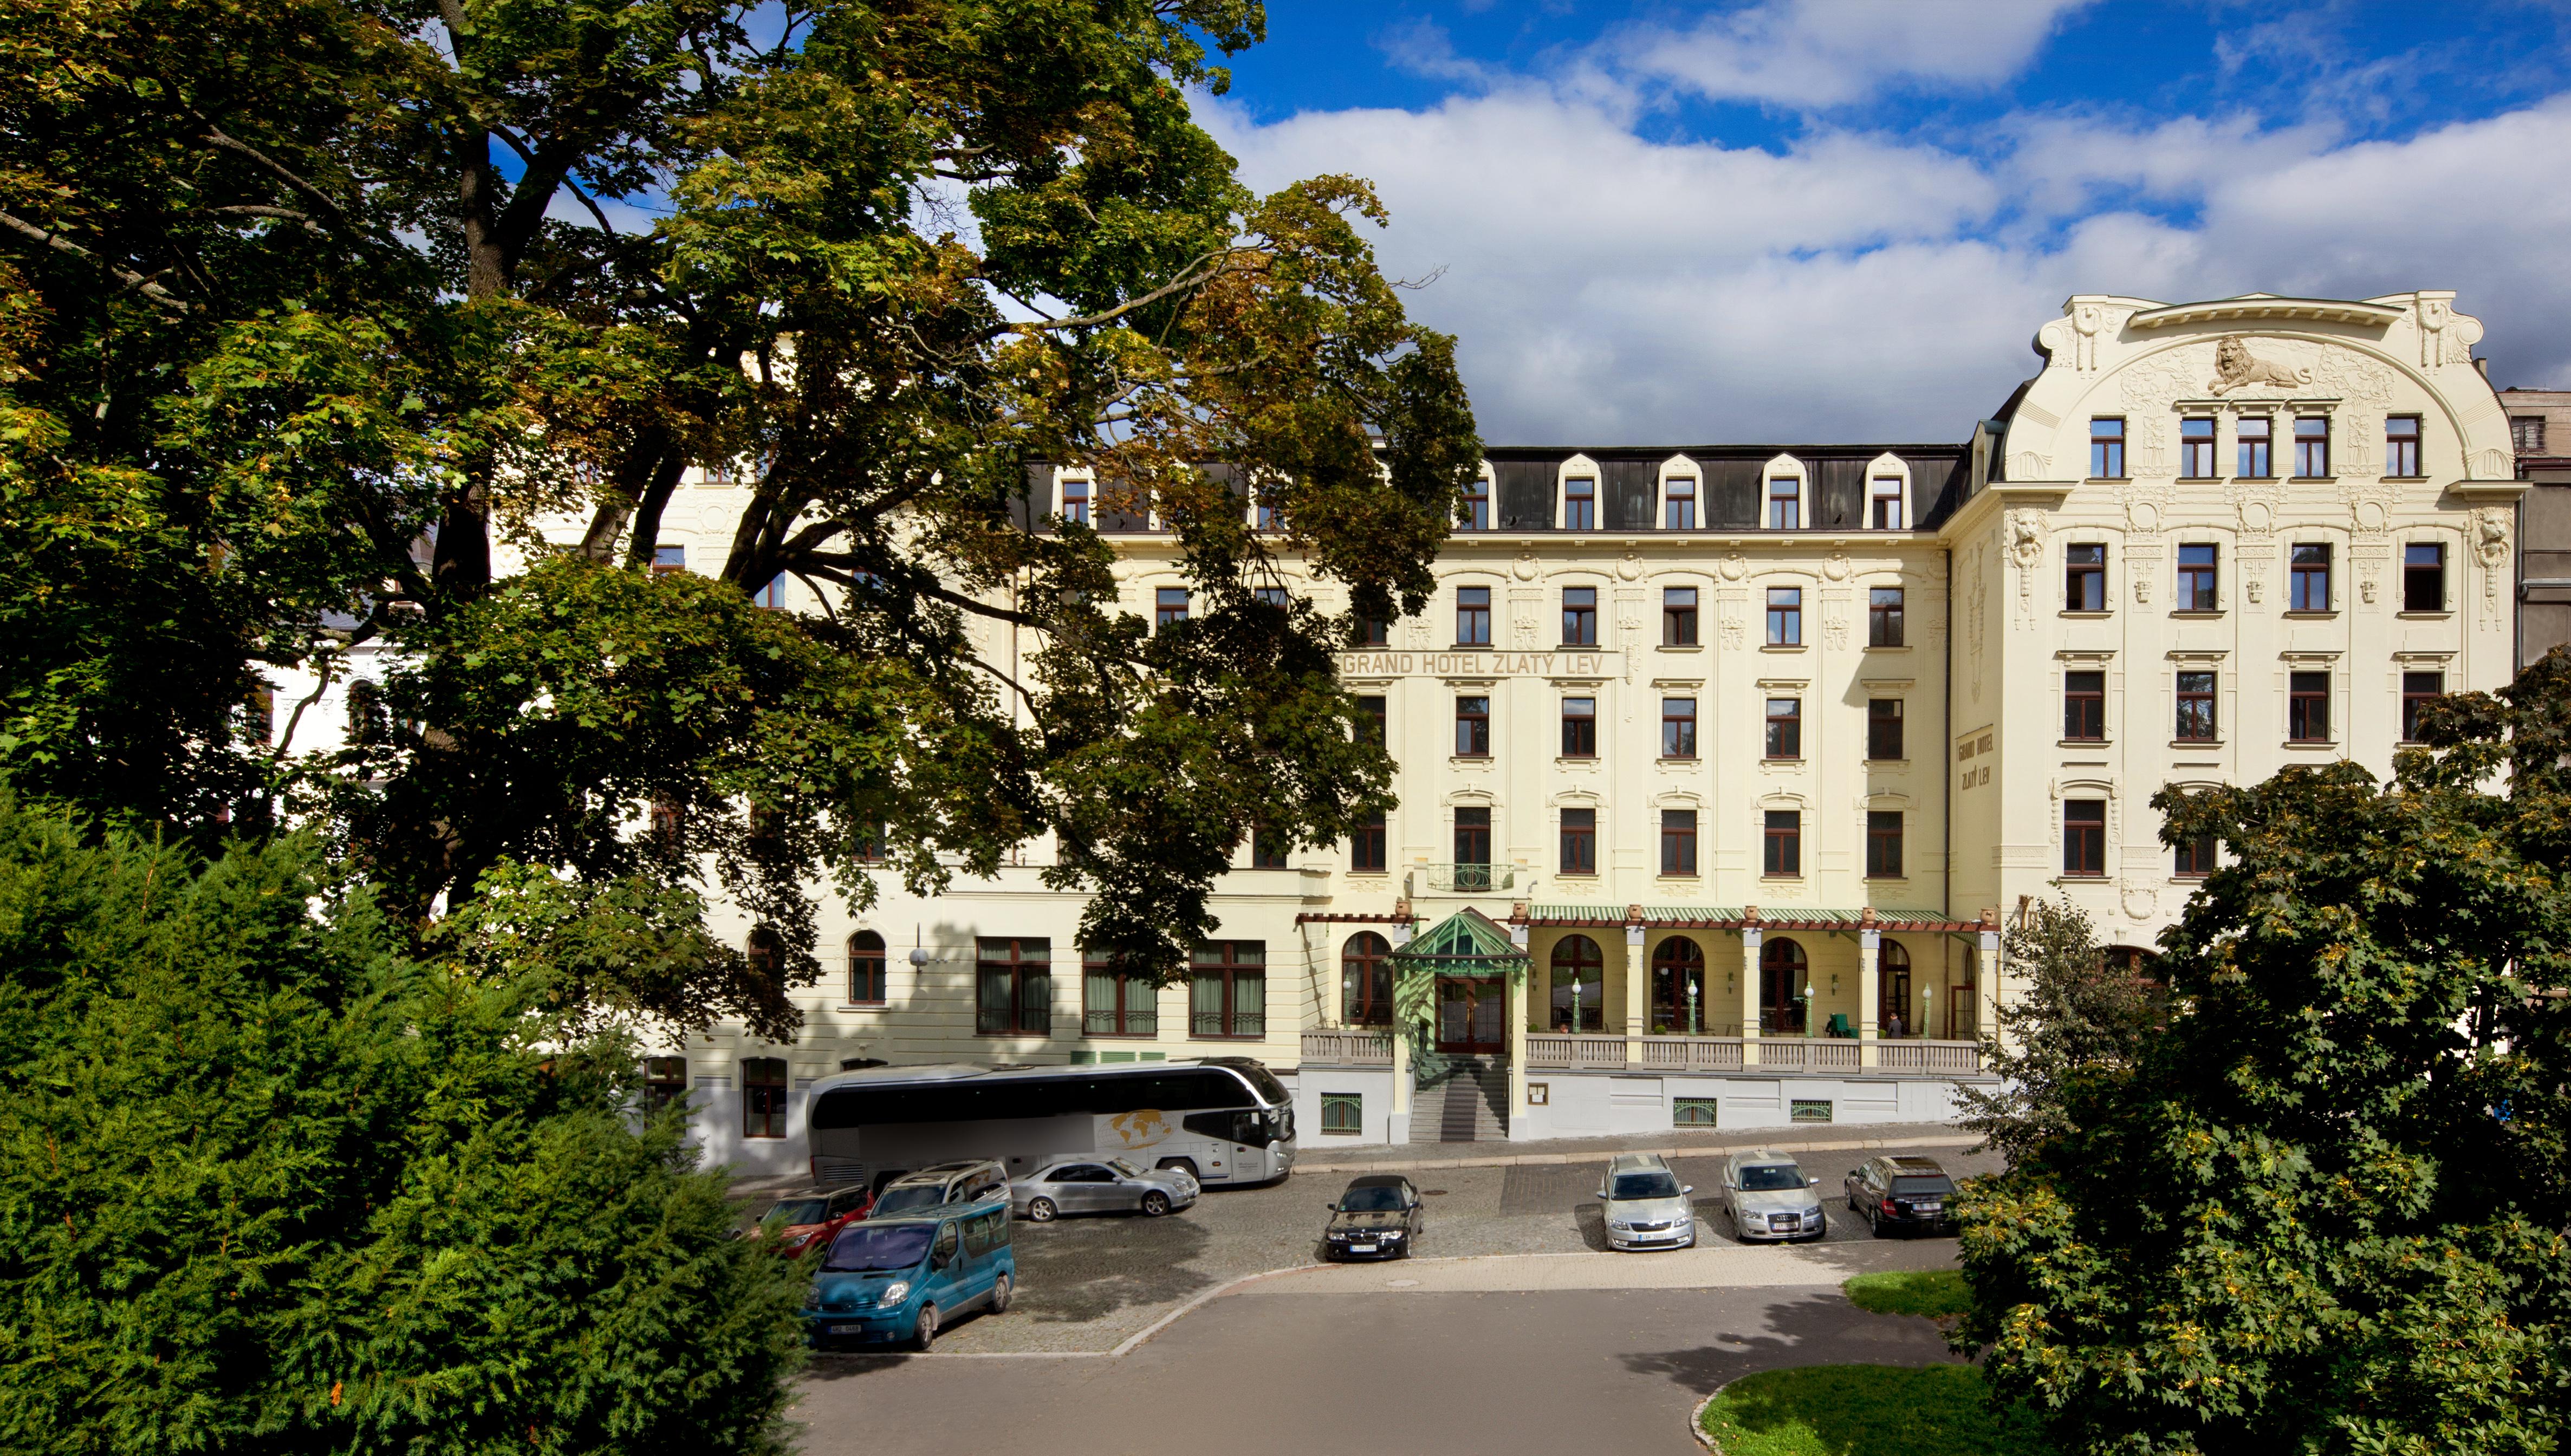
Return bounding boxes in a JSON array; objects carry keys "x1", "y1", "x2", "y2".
[{"x1": 2207, "y1": 336, "x2": 2314, "y2": 396}]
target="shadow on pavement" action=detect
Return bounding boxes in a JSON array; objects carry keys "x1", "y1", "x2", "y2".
[{"x1": 1616, "y1": 1288, "x2": 1963, "y2": 1396}]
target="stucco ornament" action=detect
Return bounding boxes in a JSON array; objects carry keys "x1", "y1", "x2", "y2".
[
  {"x1": 2070, "y1": 302, "x2": 2108, "y2": 369},
  {"x1": 1718, "y1": 551, "x2": 1748, "y2": 582},
  {"x1": 1511, "y1": 549, "x2": 1539, "y2": 582},
  {"x1": 1616, "y1": 549, "x2": 1642, "y2": 582},
  {"x1": 2416, "y1": 295, "x2": 2482, "y2": 366},
  {"x1": 2206, "y1": 336, "x2": 2313, "y2": 395},
  {"x1": 1822, "y1": 550, "x2": 1852, "y2": 582},
  {"x1": 2007, "y1": 510, "x2": 2044, "y2": 569},
  {"x1": 2478, "y1": 509, "x2": 2510, "y2": 567},
  {"x1": 2120, "y1": 882, "x2": 2157, "y2": 921},
  {"x1": 2133, "y1": 572, "x2": 2152, "y2": 605}
]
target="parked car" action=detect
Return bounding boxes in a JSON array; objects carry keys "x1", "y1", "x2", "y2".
[
  {"x1": 1843, "y1": 1155, "x2": 1958, "y2": 1237},
  {"x1": 1010, "y1": 1155, "x2": 1200, "y2": 1221},
  {"x1": 1320, "y1": 1173, "x2": 1424, "y2": 1260},
  {"x1": 1718, "y1": 1149, "x2": 1827, "y2": 1242},
  {"x1": 803, "y1": 1198, "x2": 1015, "y2": 1351},
  {"x1": 758, "y1": 1184, "x2": 875, "y2": 1259},
  {"x1": 1597, "y1": 1152, "x2": 1697, "y2": 1251},
  {"x1": 868, "y1": 1159, "x2": 1010, "y2": 1219}
]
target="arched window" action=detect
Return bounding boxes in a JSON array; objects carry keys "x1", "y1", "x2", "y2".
[
  {"x1": 1342, "y1": 933, "x2": 1392, "y2": 1027},
  {"x1": 1761, "y1": 937, "x2": 1808, "y2": 1034},
  {"x1": 1650, "y1": 936, "x2": 1707, "y2": 1035},
  {"x1": 1550, "y1": 935, "x2": 1604, "y2": 1031},
  {"x1": 849, "y1": 930, "x2": 886, "y2": 1005},
  {"x1": 1876, "y1": 940, "x2": 1911, "y2": 1038},
  {"x1": 2102, "y1": 944, "x2": 2163, "y2": 986}
]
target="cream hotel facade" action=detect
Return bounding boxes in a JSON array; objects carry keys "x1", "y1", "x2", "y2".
[{"x1": 604, "y1": 291, "x2": 2527, "y2": 1172}]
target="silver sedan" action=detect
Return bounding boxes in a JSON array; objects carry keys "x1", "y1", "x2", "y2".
[{"x1": 1011, "y1": 1155, "x2": 1200, "y2": 1222}]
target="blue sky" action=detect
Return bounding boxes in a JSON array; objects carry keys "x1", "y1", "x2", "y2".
[{"x1": 1178, "y1": 0, "x2": 2571, "y2": 443}]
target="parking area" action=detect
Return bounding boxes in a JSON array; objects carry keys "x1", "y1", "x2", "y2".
[{"x1": 844, "y1": 1137, "x2": 1999, "y2": 1355}]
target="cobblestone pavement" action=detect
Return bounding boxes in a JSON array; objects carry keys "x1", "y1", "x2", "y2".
[{"x1": 822, "y1": 1136, "x2": 2000, "y2": 1355}]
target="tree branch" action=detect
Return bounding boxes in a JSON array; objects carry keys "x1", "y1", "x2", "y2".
[
  {"x1": 0, "y1": 210, "x2": 193, "y2": 313},
  {"x1": 988, "y1": 248, "x2": 1250, "y2": 339},
  {"x1": 191, "y1": 119, "x2": 355, "y2": 231}
]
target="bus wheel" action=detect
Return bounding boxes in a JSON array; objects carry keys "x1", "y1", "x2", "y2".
[
  {"x1": 1139, "y1": 1190, "x2": 1172, "y2": 1217},
  {"x1": 912, "y1": 1304, "x2": 938, "y2": 1353},
  {"x1": 1025, "y1": 1197, "x2": 1057, "y2": 1223},
  {"x1": 1154, "y1": 1158, "x2": 1199, "y2": 1181},
  {"x1": 989, "y1": 1273, "x2": 1012, "y2": 1314}
]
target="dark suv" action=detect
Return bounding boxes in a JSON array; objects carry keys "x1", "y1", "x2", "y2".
[{"x1": 1842, "y1": 1155, "x2": 1957, "y2": 1237}]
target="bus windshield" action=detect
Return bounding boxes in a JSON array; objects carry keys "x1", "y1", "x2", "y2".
[{"x1": 821, "y1": 1224, "x2": 935, "y2": 1272}]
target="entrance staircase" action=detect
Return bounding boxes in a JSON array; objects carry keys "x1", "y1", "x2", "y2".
[{"x1": 1411, "y1": 1057, "x2": 1508, "y2": 1143}]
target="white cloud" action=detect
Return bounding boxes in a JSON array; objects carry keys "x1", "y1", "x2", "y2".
[
  {"x1": 1204, "y1": 85, "x2": 2571, "y2": 443},
  {"x1": 1612, "y1": 0, "x2": 2101, "y2": 108}
]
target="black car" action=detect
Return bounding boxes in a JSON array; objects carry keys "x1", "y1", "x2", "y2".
[
  {"x1": 1321, "y1": 1174, "x2": 1425, "y2": 1260},
  {"x1": 1843, "y1": 1155, "x2": 1958, "y2": 1237}
]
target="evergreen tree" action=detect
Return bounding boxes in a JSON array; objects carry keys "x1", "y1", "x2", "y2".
[{"x1": 0, "y1": 796, "x2": 806, "y2": 1455}]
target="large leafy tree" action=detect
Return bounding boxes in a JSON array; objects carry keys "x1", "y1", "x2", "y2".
[
  {"x1": 0, "y1": 795, "x2": 807, "y2": 1454},
  {"x1": 1956, "y1": 656, "x2": 2571, "y2": 1455},
  {"x1": 1956, "y1": 896, "x2": 2164, "y2": 1165},
  {"x1": 0, "y1": 0, "x2": 1478, "y2": 1037}
]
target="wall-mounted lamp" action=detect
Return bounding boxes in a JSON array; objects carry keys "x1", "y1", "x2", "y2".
[{"x1": 908, "y1": 947, "x2": 932, "y2": 966}]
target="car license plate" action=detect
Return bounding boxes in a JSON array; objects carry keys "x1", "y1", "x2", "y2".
[
  {"x1": 827, "y1": 1324, "x2": 866, "y2": 1335},
  {"x1": 1916, "y1": 1202, "x2": 1943, "y2": 1214},
  {"x1": 1349, "y1": 1244, "x2": 1377, "y2": 1254}
]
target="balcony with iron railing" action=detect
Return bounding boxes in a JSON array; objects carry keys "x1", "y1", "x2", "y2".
[
  {"x1": 1298, "y1": 1028, "x2": 1985, "y2": 1076},
  {"x1": 1418, "y1": 862, "x2": 1515, "y2": 893}
]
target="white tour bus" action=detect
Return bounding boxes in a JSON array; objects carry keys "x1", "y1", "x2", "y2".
[{"x1": 806, "y1": 1056, "x2": 1297, "y2": 1191}]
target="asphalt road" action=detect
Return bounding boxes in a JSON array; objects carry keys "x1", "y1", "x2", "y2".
[
  {"x1": 914, "y1": 1139, "x2": 1999, "y2": 1353},
  {"x1": 793, "y1": 1280, "x2": 1962, "y2": 1456}
]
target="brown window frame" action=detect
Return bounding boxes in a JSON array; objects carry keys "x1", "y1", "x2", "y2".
[
  {"x1": 1663, "y1": 587, "x2": 1699, "y2": 645},
  {"x1": 2179, "y1": 417, "x2": 2216, "y2": 478},
  {"x1": 1764, "y1": 698, "x2": 1801, "y2": 760},
  {"x1": 1766, "y1": 586, "x2": 1802, "y2": 645},
  {"x1": 1563, "y1": 477, "x2": 1595, "y2": 531},
  {"x1": 2293, "y1": 415, "x2": 2331, "y2": 478},
  {"x1": 1453, "y1": 807, "x2": 1492, "y2": 869},
  {"x1": 1763, "y1": 809, "x2": 1801, "y2": 876},
  {"x1": 2174, "y1": 832, "x2": 2216, "y2": 879},
  {"x1": 1189, "y1": 941, "x2": 1267, "y2": 1039},
  {"x1": 849, "y1": 931, "x2": 887, "y2": 1005},
  {"x1": 1249, "y1": 826, "x2": 1289, "y2": 869},
  {"x1": 1559, "y1": 807, "x2": 1596, "y2": 875},
  {"x1": 976, "y1": 937, "x2": 1053, "y2": 1036},
  {"x1": 2386, "y1": 415, "x2": 2421, "y2": 477},
  {"x1": 2288, "y1": 671, "x2": 2331, "y2": 743},
  {"x1": 743, "y1": 1057, "x2": 788, "y2": 1139},
  {"x1": 1664, "y1": 477, "x2": 1698, "y2": 530},
  {"x1": 2237, "y1": 415, "x2": 2273, "y2": 478},
  {"x1": 2064, "y1": 671, "x2": 2106, "y2": 741},
  {"x1": 1868, "y1": 586, "x2": 1904, "y2": 646},
  {"x1": 2062, "y1": 800, "x2": 2106, "y2": 877},
  {"x1": 2289, "y1": 542, "x2": 2332, "y2": 611},
  {"x1": 1865, "y1": 810, "x2": 1903, "y2": 879},
  {"x1": 1661, "y1": 697, "x2": 1698, "y2": 759},
  {"x1": 1154, "y1": 587, "x2": 1189, "y2": 632},
  {"x1": 2401, "y1": 671, "x2": 2444, "y2": 742},
  {"x1": 1356, "y1": 615, "x2": 1391, "y2": 646},
  {"x1": 1455, "y1": 696, "x2": 1491, "y2": 757},
  {"x1": 1460, "y1": 476, "x2": 1489, "y2": 530},
  {"x1": 2176, "y1": 543, "x2": 2219, "y2": 612},
  {"x1": 1356, "y1": 694, "x2": 1386, "y2": 745},
  {"x1": 1660, "y1": 809, "x2": 1698, "y2": 876},
  {"x1": 1767, "y1": 477, "x2": 1800, "y2": 530},
  {"x1": 1341, "y1": 933, "x2": 1393, "y2": 1027},
  {"x1": 2064, "y1": 543, "x2": 2107, "y2": 611},
  {"x1": 2176, "y1": 671, "x2": 2218, "y2": 743},
  {"x1": 1869, "y1": 477, "x2": 1904, "y2": 530},
  {"x1": 644, "y1": 1056, "x2": 687, "y2": 1114},
  {"x1": 1561, "y1": 586, "x2": 1598, "y2": 645},
  {"x1": 2403, "y1": 542, "x2": 2445, "y2": 613},
  {"x1": 1082, "y1": 955, "x2": 1160, "y2": 1037},
  {"x1": 1060, "y1": 477, "x2": 1091, "y2": 525},
  {"x1": 2090, "y1": 417, "x2": 2126, "y2": 478},
  {"x1": 1867, "y1": 698, "x2": 1904, "y2": 760},
  {"x1": 1456, "y1": 586, "x2": 1492, "y2": 645},
  {"x1": 1560, "y1": 696, "x2": 1596, "y2": 758},
  {"x1": 1352, "y1": 810, "x2": 1388, "y2": 873},
  {"x1": 1550, "y1": 935, "x2": 1606, "y2": 1031}
]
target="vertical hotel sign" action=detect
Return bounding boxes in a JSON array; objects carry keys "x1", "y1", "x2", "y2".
[{"x1": 1337, "y1": 651, "x2": 1617, "y2": 677}]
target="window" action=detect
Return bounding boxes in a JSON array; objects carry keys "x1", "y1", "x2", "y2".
[
  {"x1": 2062, "y1": 800, "x2": 2106, "y2": 876},
  {"x1": 849, "y1": 931, "x2": 887, "y2": 1005},
  {"x1": 746, "y1": 926, "x2": 781, "y2": 981},
  {"x1": 2289, "y1": 543, "x2": 2332, "y2": 611},
  {"x1": 2065, "y1": 544, "x2": 2106, "y2": 611},
  {"x1": 976, "y1": 937, "x2": 1053, "y2": 1035},
  {"x1": 1651, "y1": 936, "x2": 1709, "y2": 1034},
  {"x1": 1661, "y1": 809, "x2": 1698, "y2": 875},
  {"x1": 850, "y1": 816, "x2": 887, "y2": 863},
  {"x1": 1549, "y1": 934, "x2": 1604, "y2": 1030},
  {"x1": 1352, "y1": 810, "x2": 1387, "y2": 873},
  {"x1": 1767, "y1": 476, "x2": 1800, "y2": 529},
  {"x1": 2090, "y1": 417, "x2": 2126, "y2": 478},
  {"x1": 2064, "y1": 671, "x2": 2105, "y2": 741},
  {"x1": 2177, "y1": 543, "x2": 2219, "y2": 612},
  {"x1": 1759, "y1": 937, "x2": 1806, "y2": 1033},
  {"x1": 1562, "y1": 587, "x2": 1597, "y2": 645},
  {"x1": 651, "y1": 544, "x2": 686, "y2": 575},
  {"x1": 1061, "y1": 476, "x2": 1091, "y2": 525},
  {"x1": 1790, "y1": 1099, "x2": 1833, "y2": 1124},
  {"x1": 1342, "y1": 934, "x2": 1392, "y2": 1026},
  {"x1": 1868, "y1": 586, "x2": 1905, "y2": 646},
  {"x1": 2401, "y1": 670, "x2": 2444, "y2": 741},
  {"x1": 1664, "y1": 587, "x2": 1699, "y2": 646},
  {"x1": 1356, "y1": 614, "x2": 1390, "y2": 646},
  {"x1": 1253, "y1": 586, "x2": 1290, "y2": 610},
  {"x1": 1665, "y1": 477, "x2": 1697, "y2": 530},
  {"x1": 2180, "y1": 417, "x2": 2216, "y2": 478},
  {"x1": 1766, "y1": 586, "x2": 1802, "y2": 645},
  {"x1": 1661, "y1": 697, "x2": 1697, "y2": 758},
  {"x1": 2514, "y1": 415, "x2": 2548, "y2": 454},
  {"x1": 2386, "y1": 415, "x2": 2421, "y2": 477},
  {"x1": 1256, "y1": 493, "x2": 1282, "y2": 532},
  {"x1": 650, "y1": 799, "x2": 685, "y2": 851},
  {"x1": 644, "y1": 1056, "x2": 687, "y2": 1114},
  {"x1": 1560, "y1": 697, "x2": 1596, "y2": 757},
  {"x1": 1877, "y1": 940, "x2": 1912, "y2": 1036},
  {"x1": 1249, "y1": 826, "x2": 1289, "y2": 869},
  {"x1": 1356, "y1": 694, "x2": 1386, "y2": 745},
  {"x1": 1320, "y1": 1093, "x2": 1363, "y2": 1135},
  {"x1": 1869, "y1": 477, "x2": 1904, "y2": 530},
  {"x1": 2175, "y1": 831, "x2": 2216, "y2": 878},
  {"x1": 1559, "y1": 808, "x2": 1596, "y2": 875},
  {"x1": 1764, "y1": 810, "x2": 1801, "y2": 876},
  {"x1": 1460, "y1": 475, "x2": 1488, "y2": 530},
  {"x1": 755, "y1": 576, "x2": 787, "y2": 609},
  {"x1": 2289, "y1": 671, "x2": 2331, "y2": 743},
  {"x1": 1866, "y1": 810, "x2": 1903, "y2": 879},
  {"x1": 1189, "y1": 942, "x2": 1265, "y2": 1038},
  {"x1": 2294, "y1": 415, "x2": 2331, "y2": 477},
  {"x1": 1155, "y1": 587, "x2": 1189, "y2": 631},
  {"x1": 1455, "y1": 696, "x2": 1490, "y2": 757},
  {"x1": 1083, "y1": 954, "x2": 1158, "y2": 1036},
  {"x1": 1867, "y1": 699, "x2": 1903, "y2": 760},
  {"x1": 1764, "y1": 698, "x2": 1801, "y2": 759},
  {"x1": 2176, "y1": 671, "x2": 2218, "y2": 742},
  {"x1": 2237, "y1": 416, "x2": 2273, "y2": 477},
  {"x1": 1563, "y1": 476, "x2": 1595, "y2": 530},
  {"x1": 1456, "y1": 586, "x2": 1491, "y2": 645},
  {"x1": 2404, "y1": 543, "x2": 2445, "y2": 612},
  {"x1": 743, "y1": 1058, "x2": 788, "y2": 1139},
  {"x1": 1453, "y1": 807, "x2": 1491, "y2": 875},
  {"x1": 1673, "y1": 1097, "x2": 1719, "y2": 1127}
]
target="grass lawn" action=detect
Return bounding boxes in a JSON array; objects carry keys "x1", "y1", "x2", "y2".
[
  {"x1": 1697, "y1": 1364, "x2": 2051, "y2": 1456},
  {"x1": 1842, "y1": 1268, "x2": 1971, "y2": 1320}
]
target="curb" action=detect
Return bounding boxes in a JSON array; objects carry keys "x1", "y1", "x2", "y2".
[
  {"x1": 1690, "y1": 1386, "x2": 1726, "y2": 1453},
  {"x1": 1296, "y1": 1132, "x2": 1982, "y2": 1176}
]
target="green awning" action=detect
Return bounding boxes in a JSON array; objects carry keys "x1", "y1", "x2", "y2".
[{"x1": 1392, "y1": 907, "x2": 1528, "y2": 971}]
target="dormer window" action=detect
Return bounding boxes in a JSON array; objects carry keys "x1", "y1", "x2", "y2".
[
  {"x1": 1767, "y1": 476, "x2": 1801, "y2": 530},
  {"x1": 1869, "y1": 476, "x2": 1904, "y2": 530},
  {"x1": 1460, "y1": 476, "x2": 1489, "y2": 531},
  {"x1": 1665, "y1": 477, "x2": 1697, "y2": 530},
  {"x1": 1563, "y1": 476, "x2": 1595, "y2": 531},
  {"x1": 1061, "y1": 477, "x2": 1091, "y2": 526}
]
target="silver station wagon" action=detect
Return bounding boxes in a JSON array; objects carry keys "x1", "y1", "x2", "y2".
[
  {"x1": 1598, "y1": 1152, "x2": 1697, "y2": 1251},
  {"x1": 1717, "y1": 1148, "x2": 1828, "y2": 1243}
]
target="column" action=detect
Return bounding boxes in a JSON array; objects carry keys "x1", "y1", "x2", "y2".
[
  {"x1": 1507, "y1": 922, "x2": 1530, "y2": 1136},
  {"x1": 1978, "y1": 924, "x2": 2003, "y2": 1060},
  {"x1": 1858, "y1": 926, "x2": 1881, "y2": 1067},
  {"x1": 1739, "y1": 924, "x2": 1763, "y2": 1065},
  {"x1": 1387, "y1": 922, "x2": 1414, "y2": 1138},
  {"x1": 1623, "y1": 921, "x2": 1646, "y2": 1063}
]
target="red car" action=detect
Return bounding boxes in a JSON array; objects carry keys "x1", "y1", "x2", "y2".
[{"x1": 759, "y1": 1184, "x2": 874, "y2": 1258}]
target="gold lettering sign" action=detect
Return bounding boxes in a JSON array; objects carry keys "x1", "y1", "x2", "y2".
[{"x1": 1337, "y1": 651, "x2": 1616, "y2": 677}]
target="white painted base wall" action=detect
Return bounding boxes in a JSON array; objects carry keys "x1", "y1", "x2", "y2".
[{"x1": 1288, "y1": 1064, "x2": 1984, "y2": 1148}]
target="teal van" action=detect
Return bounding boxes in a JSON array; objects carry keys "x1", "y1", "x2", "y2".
[{"x1": 802, "y1": 1198, "x2": 1015, "y2": 1351}]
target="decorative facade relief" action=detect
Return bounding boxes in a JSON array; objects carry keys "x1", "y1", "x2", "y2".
[
  {"x1": 1718, "y1": 551, "x2": 1748, "y2": 582},
  {"x1": 2417, "y1": 294, "x2": 2483, "y2": 367},
  {"x1": 2206, "y1": 336, "x2": 2313, "y2": 395}
]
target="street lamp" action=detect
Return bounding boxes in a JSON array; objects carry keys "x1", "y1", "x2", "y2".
[
  {"x1": 1921, "y1": 985, "x2": 1933, "y2": 1042},
  {"x1": 1800, "y1": 980, "x2": 1814, "y2": 1043},
  {"x1": 1686, "y1": 979, "x2": 1700, "y2": 1037}
]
